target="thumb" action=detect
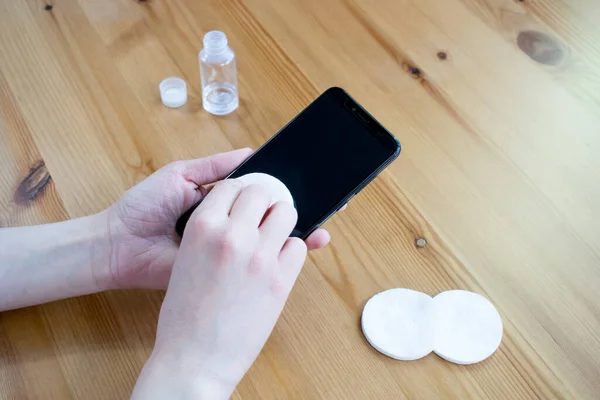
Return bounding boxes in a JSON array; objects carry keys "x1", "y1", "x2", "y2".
[{"x1": 180, "y1": 148, "x2": 253, "y2": 186}]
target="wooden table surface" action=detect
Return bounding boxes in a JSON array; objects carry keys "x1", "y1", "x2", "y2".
[{"x1": 1, "y1": 0, "x2": 600, "y2": 398}]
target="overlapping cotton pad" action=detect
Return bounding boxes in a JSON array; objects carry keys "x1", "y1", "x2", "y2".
[
  {"x1": 432, "y1": 290, "x2": 503, "y2": 365},
  {"x1": 361, "y1": 288, "x2": 435, "y2": 361},
  {"x1": 361, "y1": 288, "x2": 502, "y2": 365}
]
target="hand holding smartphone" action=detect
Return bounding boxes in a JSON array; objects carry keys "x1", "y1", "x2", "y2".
[{"x1": 176, "y1": 87, "x2": 401, "y2": 239}]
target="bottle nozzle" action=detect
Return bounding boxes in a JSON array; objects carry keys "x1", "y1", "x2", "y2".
[{"x1": 203, "y1": 31, "x2": 228, "y2": 53}]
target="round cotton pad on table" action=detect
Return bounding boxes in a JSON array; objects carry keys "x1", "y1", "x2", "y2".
[
  {"x1": 236, "y1": 173, "x2": 294, "y2": 207},
  {"x1": 361, "y1": 288, "x2": 435, "y2": 361},
  {"x1": 432, "y1": 290, "x2": 503, "y2": 365}
]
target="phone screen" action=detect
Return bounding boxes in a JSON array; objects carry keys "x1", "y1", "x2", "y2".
[{"x1": 226, "y1": 87, "x2": 400, "y2": 237}]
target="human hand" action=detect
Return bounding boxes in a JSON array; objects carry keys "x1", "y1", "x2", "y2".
[
  {"x1": 132, "y1": 180, "x2": 307, "y2": 398},
  {"x1": 99, "y1": 149, "x2": 332, "y2": 291}
]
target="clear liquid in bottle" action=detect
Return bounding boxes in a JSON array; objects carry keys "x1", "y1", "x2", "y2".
[{"x1": 199, "y1": 31, "x2": 239, "y2": 115}]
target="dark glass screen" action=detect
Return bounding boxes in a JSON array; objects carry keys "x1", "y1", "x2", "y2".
[{"x1": 228, "y1": 87, "x2": 399, "y2": 237}]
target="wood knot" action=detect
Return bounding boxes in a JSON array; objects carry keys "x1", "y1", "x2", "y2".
[
  {"x1": 44, "y1": 3, "x2": 53, "y2": 10},
  {"x1": 415, "y1": 238, "x2": 427, "y2": 248},
  {"x1": 517, "y1": 31, "x2": 565, "y2": 66},
  {"x1": 402, "y1": 63, "x2": 424, "y2": 80},
  {"x1": 15, "y1": 161, "x2": 51, "y2": 204},
  {"x1": 408, "y1": 67, "x2": 421, "y2": 77},
  {"x1": 437, "y1": 51, "x2": 448, "y2": 61}
]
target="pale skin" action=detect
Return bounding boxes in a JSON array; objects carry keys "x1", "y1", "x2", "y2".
[{"x1": 0, "y1": 148, "x2": 341, "y2": 399}]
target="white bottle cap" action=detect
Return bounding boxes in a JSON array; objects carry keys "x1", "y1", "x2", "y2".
[{"x1": 159, "y1": 77, "x2": 187, "y2": 108}]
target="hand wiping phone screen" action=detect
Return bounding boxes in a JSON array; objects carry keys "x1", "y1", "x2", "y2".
[{"x1": 176, "y1": 87, "x2": 400, "y2": 238}]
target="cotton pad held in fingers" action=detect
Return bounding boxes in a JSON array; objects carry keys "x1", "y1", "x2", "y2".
[
  {"x1": 235, "y1": 173, "x2": 294, "y2": 207},
  {"x1": 432, "y1": 290, "x2": 503, "y2": 364},
  {"x1": 361, "y1": 288, "x2": 435, "y2": 360}
]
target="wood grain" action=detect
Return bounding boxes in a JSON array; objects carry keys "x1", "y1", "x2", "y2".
[{"x1": 1, "y1": 0, "x2": 599, "y2": 398}]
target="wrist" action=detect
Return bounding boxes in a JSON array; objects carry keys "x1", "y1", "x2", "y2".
[
  {"x1": 87, "y1": 210, "x2": 119, "y2": 293},
  {"x1": 132, "y1": 348, "x2": 236, "y2": 399}
]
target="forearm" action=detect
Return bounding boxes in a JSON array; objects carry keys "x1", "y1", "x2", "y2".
[
  {"x1": 131, "y1": 349, "x2": 235, "y2": 400},
  {"x1": 0, "y1": 212, "x2": 110, "y2": 311}
]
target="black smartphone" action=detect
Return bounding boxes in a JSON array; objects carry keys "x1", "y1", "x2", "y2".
[{"x1": 176, "y1": 87, "x2": 401, "y2": 239}]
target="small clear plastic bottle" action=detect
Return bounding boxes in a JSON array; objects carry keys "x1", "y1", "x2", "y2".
[{"x1": 199, "y1": 31, "x2": 239, "y2": 115}]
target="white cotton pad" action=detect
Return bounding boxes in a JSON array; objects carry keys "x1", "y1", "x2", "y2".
[
  {"x1": 361, "y1": 288, "x2": 435, "y2": 361},
  {"x1": 432, "y1": 290, "x2": 503, "y2": 365},
  {"x1": 236, "y1": 173, "x2": 295, "y2": 207}
]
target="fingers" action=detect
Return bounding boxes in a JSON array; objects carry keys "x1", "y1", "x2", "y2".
[
  {"x1": 229, "y1": 184, "x2": 272, "y2": 227},
  {"x1": 305, "y1": 229, "x2": 331, "y2": 251},
  {"x1": 279, "y1": 237, "x2": 308, "y2": 285},
  {"x1": 260, "y1": 202, "x2": 298, "y2": 251},
  {"x1": 195, "y1": 179, "x2": 245, "y2": 217},
  {"x1": 180, "y1": 148, "x2": 253, "y2": 185}
]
